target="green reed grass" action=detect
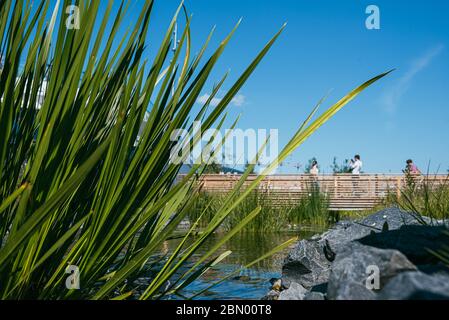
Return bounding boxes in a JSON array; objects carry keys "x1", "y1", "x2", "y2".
[
  {"x1": 392, "y1": 173, "x2": 449, "y2": 224},
  {"x1": 391, "y1": 174, "x2": 449, "y2": 267},
  {"x1": 188, "y1": 186, "x2": 331, "y2": 233},
  {"x1": 0, "y1": 0, "x2": 389, "y2": 299}
]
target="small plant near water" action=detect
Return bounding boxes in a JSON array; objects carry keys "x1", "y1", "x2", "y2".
[
  {"x1": 391, "y1": 173, "x2": 449, "y2": 224},
  {"x1": 288, "y1": 185, "x2": 330, "y2": 227},
  {"x1": 225, "y1": 191, "x2": 293, "y2": 232},
  {"x1": 188, "y1": 186, "x2": 331, "y2": 233},
  {"x1": 401, "y1": 173, "x2": 449, "y2": 269},
  {"x1": 385, "y1": 172, "x2": 449, "y2": 266}
]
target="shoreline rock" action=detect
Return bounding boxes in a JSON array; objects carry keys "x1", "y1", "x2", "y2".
[
  {"x1": 268, "y1": 207, "x2": 449, "y2": 300},
  {"x1": 327, "y1": 242, "x2": 417, "y2": 300}
]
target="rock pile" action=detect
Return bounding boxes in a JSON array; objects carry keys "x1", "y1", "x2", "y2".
[{"x1": 266, "y1": 207, "x2": 449, "y2": 300}]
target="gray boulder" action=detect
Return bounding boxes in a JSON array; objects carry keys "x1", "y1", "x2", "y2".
[
  {"x1": 357, "y1": 225, "x2": 449, "y2": 265},
  {"x1": 358, "y1": 207, "x2": 422, "y2": 229},
  {"x1": 282, "y1": 238, "x2": 331, "y2": 289},
  {"x1": 282, "y1": 207, "x2": 417, "y2": 289},
  {"x1": 379, "y1": 271, "x2": 449, "y2": 300},
  {"x1": 263, "y1": 290, "x2": 280, "y2": 301},
  {"x1": 278, "y1": 282, "x2": 308, "y2": 300},
  {"x1": 304, "y1": 291, "x2": 326, "y2": 300},
  {"x1": 417, "y1": 263, "x2": 449, "y2": 276},
  {"x1": 327, "y1": 242, "x2": 417, "y2": 300}
]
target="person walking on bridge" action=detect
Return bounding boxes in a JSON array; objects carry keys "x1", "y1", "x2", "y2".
[
  {"x1": 309, "y1": 160, "x2": 320, "y2": 191},
  {"x1": 404, "y1": 159, "x2": 421, "y2": 175},
  {"x1": 310, "y1": 160, "x2": 319, "y2": 175},
  {"x1": 349, "y1": 155, "x2": 363, "y2": 196},
  {"x1": 349, "y1": 155, "x2": 363, "y2": 175},
  {"x1": 403, "y1": 159, "x2": 422, "y2": 189}
]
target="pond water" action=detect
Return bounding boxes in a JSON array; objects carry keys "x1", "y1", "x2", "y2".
[{"x1": 164, "y1": 230, "x2": 321, "y2": 300}]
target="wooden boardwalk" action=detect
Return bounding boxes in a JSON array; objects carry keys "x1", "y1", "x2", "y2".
[{"x1": 196, "y1": 174, "x2": 448, "y2": 211}]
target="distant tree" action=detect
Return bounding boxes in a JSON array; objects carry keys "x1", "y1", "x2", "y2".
[
  {"x1": 203, "y1": 151, "x2": 223, "y2": 174},
  {"x1": 330, "y1": 157, "x2": 351, "y2": 174},
  {"x1": 244, "y1": 161, "x2": 256, "y2": 174},
  {"x1": 204, "y1": 161, "x2": 223, "y2": 174},
  {"x1": 304, "y1": 157, "x2": 318, "y2": 174}
]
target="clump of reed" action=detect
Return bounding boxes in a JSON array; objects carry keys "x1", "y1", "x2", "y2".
[
  {"x1": 391, "y1": 174, "x2": 449, "y2": 224},
  {"x1": 224, "y1": 191, "x2": 291, "y2": 233},
  {"x1": 389, "y1": 173, "x2": 449, "y2": 267},
  {"x1": 187, "y1": 186, "x2": 331, "y2": 233},
  {"x1": 288, "y1": 185, "x2": 330, "y2": 227}
]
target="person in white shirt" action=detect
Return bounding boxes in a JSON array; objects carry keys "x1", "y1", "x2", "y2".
[
  {"x1": 349, "y1": 155, "x2": 363, "y2": 175},
  {"x1": 310, "y1": 160, "x2": 319, "y2": 175},
  {"x1": 349, "y1": 155, "x2": 362, "y2": 196},
  {"x1": 309, "y1": 160, "x2": 320, "y2": 191}
]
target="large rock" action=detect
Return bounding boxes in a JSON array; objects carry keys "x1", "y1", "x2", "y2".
[
  {"x1": 358, "y1": 207, "x2": 424, "y2": 229},
  {"x1": 277, "y1": 207, "x2": 449, "y2": 300},
  {"x1": 379, "y1": 271, "x2": 449, "y2": 300},
  {"x1": 282, "y1": 238, "x2": 331, "y2": 289},
  {"x1": 282, "y1": 207, "x2": 418, "y2": 289},
  {"x1": 417, "y1": 263, "x2": 449, "y2": 276},
  {"x1": 263, "y1": 290, "x2": 280, "y2": 301},
  {"x1": 327, "y1": 242, "x2": 416, "y2": 300},
  {"x1": 357, "y1": 225, "x2": 449, "y2": 265},
  {"x1": 303, "y1": 291, "x2": 326, "y2": 300},
  {"x1": 278, "y1": 282, "x2": 308, "y2": 300}
]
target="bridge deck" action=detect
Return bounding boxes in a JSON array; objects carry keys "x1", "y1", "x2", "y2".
[{"x1": 196, "y1": 174, "x2": 448, "y2": 211}]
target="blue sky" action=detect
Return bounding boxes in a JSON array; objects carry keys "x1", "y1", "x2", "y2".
[
  {"x1": 148, "y1": 0, "x2": 449, "y2": 173},
  {"x1": 35, "y1": 1, "x2": 449, "y2": 173}
]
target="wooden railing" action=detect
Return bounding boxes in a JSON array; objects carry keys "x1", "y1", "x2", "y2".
[{"x1": 194, "y1": 174, "x2": 449, "y2": 211}]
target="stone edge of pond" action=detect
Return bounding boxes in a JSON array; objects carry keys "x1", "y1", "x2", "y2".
[{"x1": 264, "y1": 207, "x2": 449, "y2": 300}]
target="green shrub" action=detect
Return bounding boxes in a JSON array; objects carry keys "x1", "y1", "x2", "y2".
[{"x1": 395, "y1": 174, "x2": 449, "y2": 224}]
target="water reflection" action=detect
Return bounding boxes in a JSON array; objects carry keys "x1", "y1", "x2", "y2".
[{"x1": 164, "y1": 230, "x2": 318, "y2": 300}]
